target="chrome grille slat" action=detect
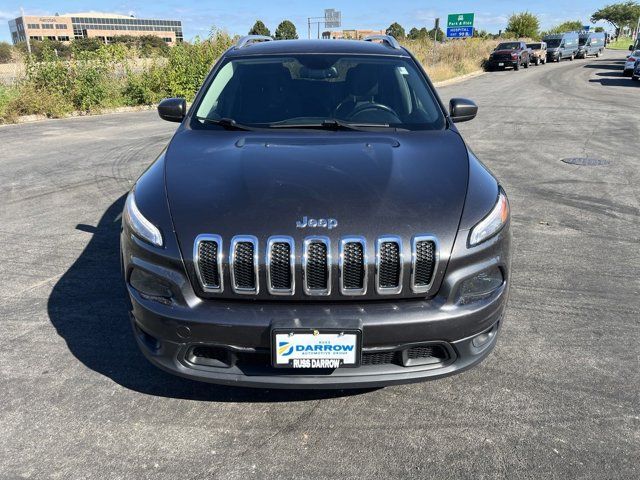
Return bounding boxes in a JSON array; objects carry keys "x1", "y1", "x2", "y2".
[
  {"x1": 230, "y1": 236, "x2": 259, "y2": 294},
  {"x1": 376, "y1": 236, "x2": 403, "y2": 295},
  {"x1": 340, "y1": 237, "x2": 367, "y2": 295},
  {"x1": 267, "y1": 236, "x2": 295, "y2": 295},
  {"x1": 411, "y1": 236, "x2": 439, "y2": 294},
  {"x1": 303, "y1": 237, "x2": 331, "y2": 296},
  {"x1": 194, "y1": 234, "x2": 223, "y2": 293}
]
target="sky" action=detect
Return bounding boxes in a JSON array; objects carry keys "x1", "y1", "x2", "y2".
[{"x1": 0, "y1": 0, "x2": 615, "y2": 43}]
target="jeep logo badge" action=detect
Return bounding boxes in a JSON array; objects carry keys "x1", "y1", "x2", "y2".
[{"x1": 296, "y1": 216, "x2": 338, "y2": 230}]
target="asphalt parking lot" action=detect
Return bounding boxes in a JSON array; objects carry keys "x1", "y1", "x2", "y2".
[{"x1": 1, "y1": 49, "x2": 638, "y2": 479}]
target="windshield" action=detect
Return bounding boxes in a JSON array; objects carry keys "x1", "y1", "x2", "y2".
[
  {"x1": 579, "y1": 36, "x2": 588, "y2": 46},
  {"x1": 546, "y1": 39, "x2": 561, "y2": 48},
  {"x1": 496, "y1": 43, "x2": 520, "y2": 50},
  {"x1": 527, "y1": 43, "x2": 542, "y2": 49},
  {"x1": 193, "y1": 54, "x2": 445, "y2": 131}
]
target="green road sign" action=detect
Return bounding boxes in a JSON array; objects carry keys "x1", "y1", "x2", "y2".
[{"x1": 447, "y1": 13, "x2": 474, "y2": 28}]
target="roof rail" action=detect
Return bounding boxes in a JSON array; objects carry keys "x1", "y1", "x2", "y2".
[
  {"x1": 235, "y1": 35, "x2": 273, "y2": 49},
  {"x1": 363, "y1": 34, "x2": 402, "y2": 50}
]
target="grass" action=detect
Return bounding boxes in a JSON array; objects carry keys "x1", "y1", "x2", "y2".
[
  {"x1": 0, "y1": 36, "x2": 500, "y2": 124},
  {"x1": 402, "y1": 38, "x2": 498, "y2": 82},
  {"x1": 608, "y1": 37, "x2": 634, "y2": 50}
]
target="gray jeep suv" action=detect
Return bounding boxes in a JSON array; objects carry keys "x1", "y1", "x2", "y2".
[{"x1": 121, "y1": 35, "x2": 511, "y2": 388}]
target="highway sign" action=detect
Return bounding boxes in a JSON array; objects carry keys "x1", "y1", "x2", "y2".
[
  {"x1": 324, "y1": 9, "x2": 341, "y2": 28},
  {"x1": 447, "y1": 27, "x2": 474, "y2": 38},
  {"x1": 447, "y1": 13, "x2": 474, "y2": 28}
]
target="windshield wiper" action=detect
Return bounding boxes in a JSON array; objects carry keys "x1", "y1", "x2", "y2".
[
  {"x1": 197, "y1": 117, "x2": 255, "y2": 131},
  {"x1": 270, "y1": 119, "x2": 389, "y2": 131}
]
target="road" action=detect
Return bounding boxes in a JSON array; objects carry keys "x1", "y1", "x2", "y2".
[{"x1": 0, "y1": 49, "x2": 638, "y2": 479}]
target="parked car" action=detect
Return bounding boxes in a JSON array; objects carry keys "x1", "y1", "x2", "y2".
[
  {"x1": 527, "y1": 42, "x2": 547, "y2": 65},
  {"x1": 632, "y1": 59, "x2": 640, "y2": 81},
  {"x1": 121, "y1": 35, "x2": 511, "y2": 388},
  {"x1": 544, "y1": 32, "x2": 580, "y2": 62},
  {"x1": 486, "y1": 41, "x2": 530, "y2": 70},
  {"x1": 624, "y1": 50, "x2": 640, "y2": 76},
  {"x1": 577, "y1": 32, "x2": 605, "y2": 58}
]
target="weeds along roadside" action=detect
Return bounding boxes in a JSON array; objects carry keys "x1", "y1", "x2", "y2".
[{"x1": 0, "y1": 34, "x2": 497, "y2": 124}]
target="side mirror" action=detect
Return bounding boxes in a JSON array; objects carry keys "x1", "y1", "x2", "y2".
[
  {"x1": 449, "y1": 98, "x2": 478, "y2": 123},
  {"x1": 158, "y1": 97, "x2": 186, "y2": 123},
  {"x1": 630, "y1": 45, "x2": 634, "y2": 51}
]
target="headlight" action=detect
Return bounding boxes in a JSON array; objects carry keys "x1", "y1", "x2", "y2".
[
  {"x1": 124, "y1": 191, "x2": 163, "y2": 247},
  {"x1": 468, "y1": 189, "x2": 509, "y2": 247}
]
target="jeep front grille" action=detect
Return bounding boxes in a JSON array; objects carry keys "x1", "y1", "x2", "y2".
[{"x1": 194, "y1": 234, "x2": 438, "y2": 298}]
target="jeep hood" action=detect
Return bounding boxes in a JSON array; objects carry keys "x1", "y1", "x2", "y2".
[{"x1": 164, "y1": 128, "x2": 470, "y2": 297}]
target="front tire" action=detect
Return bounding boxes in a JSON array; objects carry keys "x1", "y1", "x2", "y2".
[
  {"x1": 570, "y1": 54, "x2": 574, "y2": 61},
  {"x1": 514, "y1": 61, "x2": 520, "y2": 71},
  {"x1": 524, "y1": 58, "x2": 529, "y2": 68},
  {"x1": 535, "y1": 57, "x2": 541, "y2": 66}
]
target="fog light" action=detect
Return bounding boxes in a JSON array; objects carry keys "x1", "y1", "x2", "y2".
[
  {"x1": 459, "y1": 267, "x2": 504, "y2": 304},
  {"x1": 472, "y1": 329, "x2": 496, "y2": 348},
  {"x1": 130, "y1": 268, "x2": 173, "y2": 300}
]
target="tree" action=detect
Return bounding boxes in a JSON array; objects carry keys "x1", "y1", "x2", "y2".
[
  {"x1": 545, "y1": 20, "x2": 584, "y2": 34},
  {"x1": 0, "y1": 41, "x2": 12, "y2": 63},
  {"x1": 591, "y1": 2, "x2": 640, "y2": 35},
  {"x1": 505, "y1": 12, "x2": 540, "y2": 38},
  {"x1": 429, "y1": 27, "x2": 445, "y2": 42},
  {"x1": 594, "y1": 26, "x2": 605, "y2": 32},
  {"x1": 386, "y1": 22, "x2": 406, "y2": 39},
  {"x1": 275, "y1": 20, "x2": 298, "y2": 40},
  {"x1": 249, "y1": 20, "x2": 271, "y2": 37},
  {"x1": 407, "y1": 27, "x2": 429, "y2": 40},
  {"x1": 71, "y1": 37, "x2": 103, "y2": 53}
]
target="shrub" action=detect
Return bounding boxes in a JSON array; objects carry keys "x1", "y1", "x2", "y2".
[
  {"x1": 165, "y1": 30, "x2": 234, "y2": 100},
  {"x1": 0, "y1": 42, "x2": 13, "y2": 63}
]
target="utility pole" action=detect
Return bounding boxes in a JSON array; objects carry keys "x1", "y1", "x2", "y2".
[
  {"x1": 21, "y1": 7, "x2": 32, "y2": 56},
  {"x1": 433, "y1": 18, "x2": 439, "y2": 65}
]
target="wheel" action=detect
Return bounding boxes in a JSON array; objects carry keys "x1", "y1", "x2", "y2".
[
  {"x1": 632, "y1": 76, "x2": 639, "y2": 81},
  {"x1": 570, "y1": 54, "x2": 574, "y2": 61},
  {"x1": 514, "y1": 61, "x2": 520, "y2": 71},
  {"x1": 524, "y1": 58, "x2": 529, "y2": 68},
  {"x1": 557, "y1": 55, "x2": 561, "y2": 63},
  {"x1": 535, "y1": 57, "x2": 541, "y2": 66},
  {"x1": 542, "y1": 57, "x2": 546, "y2": 64},
  {"x1": 596, "y1": 51, "x2": 601, "y2": 58}
]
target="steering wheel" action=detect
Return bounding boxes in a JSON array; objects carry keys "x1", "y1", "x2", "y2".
[{"x1": 345, "y1": 102, "x2": 400, "y2": 123}]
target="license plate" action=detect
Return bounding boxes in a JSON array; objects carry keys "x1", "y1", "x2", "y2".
[
  {"x1": 272, "y1": 329, "x2": 361, "y2": 368},
  {"x1": 498, "y1": 62, "x2": 504, "y2": 66}
]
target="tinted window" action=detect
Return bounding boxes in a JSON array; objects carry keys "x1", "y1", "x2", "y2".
[
  {"x1": 194, "y1": 55, "x2": 445, "y2": 131},
  {"x1": 546, "y1": 39, "x2": 561, "y2": 47},
  {"x1": 496, "y1": 43, "x2": 520, "y2": 50},
  {"x1": 527, "y1": 43, "x2": 542, "y2": 49}
]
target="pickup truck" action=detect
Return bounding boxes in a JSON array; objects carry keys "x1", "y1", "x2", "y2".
[
  {"x1": 527, "y1": 42, "x2": 547, "y2": 65},
  {"x1": 486, "y1": 41, "x2": 531, "y2": 71}
]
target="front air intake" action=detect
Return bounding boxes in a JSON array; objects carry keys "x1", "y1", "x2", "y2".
[{"x1": 230, "y1": 236, "x2": 258, "y2": 294}]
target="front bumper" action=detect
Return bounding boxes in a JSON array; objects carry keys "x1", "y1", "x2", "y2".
[
  {"x1": 486, "y1": 59, "x2": 517, "y2": 69},
  {"x1": 122, "y1": 220, "x2": 511, "y2": 389}
]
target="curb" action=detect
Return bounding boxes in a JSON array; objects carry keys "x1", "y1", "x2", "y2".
[{"x1": 433, "y1": 70, "x2": 487, "y2": 88}]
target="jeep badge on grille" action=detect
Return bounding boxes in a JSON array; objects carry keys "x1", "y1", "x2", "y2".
[{"x1": 296, "y1": 216, "x2": 338, "y2": 230}]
